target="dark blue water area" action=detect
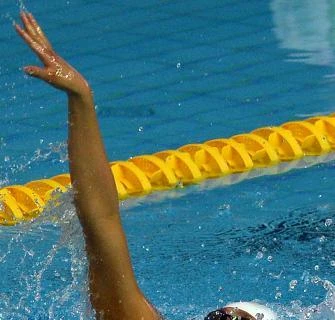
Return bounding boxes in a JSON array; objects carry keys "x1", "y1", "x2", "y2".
[
  {"x1": 122, "y1": 160, "x2": 335, "y2": 318},
  {"x1": 1, "y1": 0, "x2": 335, "y2": 319}
]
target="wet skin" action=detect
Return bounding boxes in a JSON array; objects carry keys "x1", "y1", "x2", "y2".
[
  {"x1": 15, "y1": 11, "x2": 253, "y2": 320},
  {"x1": 15, "y1": 11, "x2": 160, "y2": 320}
]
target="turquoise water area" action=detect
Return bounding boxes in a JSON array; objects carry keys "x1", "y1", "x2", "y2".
[{"x1": 1, "y1": 0, "x2": 335, "y2": 319}]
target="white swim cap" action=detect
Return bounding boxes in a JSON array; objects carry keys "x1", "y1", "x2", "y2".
[{"x1": 224, "y1": 302, "x2": 277, "y2": 320}]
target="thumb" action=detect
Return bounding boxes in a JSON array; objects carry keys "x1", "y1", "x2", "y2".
[{"x1": 24, "y1": 66, "x2": 47, "y2": 80}]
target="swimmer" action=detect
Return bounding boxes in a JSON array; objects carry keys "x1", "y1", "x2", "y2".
[{"x1": 15, "y1": 11, "x2": 277, "y2": 320}]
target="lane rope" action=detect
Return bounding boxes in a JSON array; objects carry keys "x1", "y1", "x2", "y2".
[{"x1": 1, "y1": 115, "x2": 335, "y2": 225}]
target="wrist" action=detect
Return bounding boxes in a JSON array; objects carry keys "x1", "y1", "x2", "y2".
[
  {"x1": 67, "y1": 87, "x2": 95, "y2": 112},
  {"x1": 68, "y1": 86, "x2": 93, "y2": 101}
]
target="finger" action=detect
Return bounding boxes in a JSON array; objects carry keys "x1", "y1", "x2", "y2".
[
  {"x1": 21, "y1": 12, "x2": 51, "y2": 51},
  {"x1": 20, "y1": 12, "x2": 37, "y2": 38},
  {"x1": 24, "y1": 66, "x2": 48, "y2": 80},
  {"x1": 27, "y1": 12, "x2": 53, "y2": 50},
  {"x1": 15, "y1": 24, "x2": 52, "y2": 66}
]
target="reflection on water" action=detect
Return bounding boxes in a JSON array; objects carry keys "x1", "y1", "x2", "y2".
[{"x1": 271, "y1": 0, "x2": 335, "y2": 65}]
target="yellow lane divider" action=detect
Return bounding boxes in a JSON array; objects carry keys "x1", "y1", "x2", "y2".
[{"x1": 1, "y1": 115, "x2": 334, "y2": 225}]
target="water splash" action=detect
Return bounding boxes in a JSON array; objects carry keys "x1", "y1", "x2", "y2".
[
  {"x1": 1, "y1": 12, "x2": 16, "y2": 25},
  {"x1": 266, "y1": 278, "x2": 335, "y2": 319},
  {"x1": 0, "y1": 0, "x2": 28, "y2": 24},
  {"x1": 1, "y1": 140, "x2": 68, "y2": 183},
  {"x1": 0, "y1": 190, "x2": 95, "y2": 319},
  {"x1": 17, "y1": 0, "x2": 27, "y2": 11}
]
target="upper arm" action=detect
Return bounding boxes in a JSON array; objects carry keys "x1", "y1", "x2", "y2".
[{"x1": 79, "y1": 200, "x2": 160, "y2": 320}]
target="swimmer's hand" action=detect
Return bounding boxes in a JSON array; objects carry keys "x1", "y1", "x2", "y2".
[{"x1": 15, "y1": 12, "x2": 90, "y2": 96}]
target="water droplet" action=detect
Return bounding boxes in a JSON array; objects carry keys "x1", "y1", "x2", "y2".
[
  {"x1": 311, "y1": 276, "x2": 321, "y2": 284},
  {"x1": 18, "y1": 0, "x2": 26, "y2": 10},
  {"x1": 256, "y1": 252, "x2": 263, "y2": 260},
  {"x1": 325, "y1": 218, "x2": 333, "y2": 227},
  {"x1": 319, "y1": 235, "x2": 326, "y2": 243},
  {"x1": 289, "y1": 279, "x2": 298, "y2": 290},
  {"x1": 218, "y1": 204, "x2": 231, "y2": 215}
]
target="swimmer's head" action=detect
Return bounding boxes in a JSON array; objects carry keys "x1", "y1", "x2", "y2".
[{"x1": 204, "y1": 301, "x2": 277, "y2": 320}]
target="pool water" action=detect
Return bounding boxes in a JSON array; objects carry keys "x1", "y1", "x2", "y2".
[{"x1": 1, "y1": 0, "x2": 335, "y2": 319}]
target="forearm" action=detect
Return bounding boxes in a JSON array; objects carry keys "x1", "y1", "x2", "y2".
[
  {"x1": 67, "y1": 91, "x2": 146, "y2": 313},
  {"x1": 67, "y1": 91, "x2": 119, "y2": 225}
]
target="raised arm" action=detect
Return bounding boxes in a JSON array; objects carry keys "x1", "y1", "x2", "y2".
[{"x1": 15, "y1": 12, "x2": 160, "y2": 320}]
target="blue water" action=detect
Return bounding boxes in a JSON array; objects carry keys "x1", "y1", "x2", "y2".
[{"x1": 1, "y1": 0, "x2": 335, "y2": 319}]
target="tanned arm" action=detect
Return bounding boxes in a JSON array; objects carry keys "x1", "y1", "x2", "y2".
[{"x1": 15, "y1": 12, "x2": 160, "y2": 320}]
